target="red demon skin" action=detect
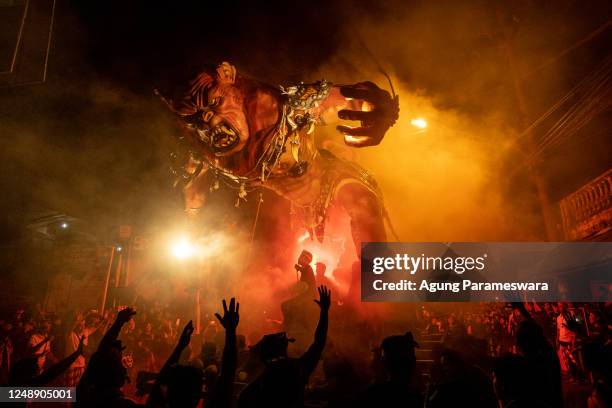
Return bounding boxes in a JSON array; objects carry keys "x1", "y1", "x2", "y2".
[{"x1": 161, "y1": 63, "x2": 396, "y2": 254}]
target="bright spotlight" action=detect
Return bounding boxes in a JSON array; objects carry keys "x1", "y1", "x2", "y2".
[
  {"x1": 171, "y1": 238, "x2": 196, "y2": 260},
  {"x1": 116, "y1": 246, "x2": 123, "y2": 252},
  {"x1": 410, "y1": 118, "x2": 428, "y2": 129},
  {"x1": 60, "y1": 222, "x2": 69, "y2": 229}
]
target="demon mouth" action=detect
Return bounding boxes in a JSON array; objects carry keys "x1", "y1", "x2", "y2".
[{"x1": 197, "y1": 123, "x2": 239, "y2": 152}]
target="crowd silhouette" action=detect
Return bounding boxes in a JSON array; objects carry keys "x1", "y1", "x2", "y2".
[{"x1": 1, "y1": 259, "x2": 611, "y2": 408}]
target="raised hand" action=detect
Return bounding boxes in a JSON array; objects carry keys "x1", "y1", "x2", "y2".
[
  {"x1": 509, "y1": 301, "x2": 530, "y2": 319},
  {"x1": 336, "y1": 81, "x2": 399, "y2": 147},
  {"x1": 178, "y1": 320, "x2": 194, "y2": 349},
  {"x1": 116, "y1": 307, "x2": 136, "y2": 325},
  {"x1": 314, "y1": 286, "x2": 331, "y2": 311},
  {"x1": 215, "y1": 298, "x2": 239, "y2": 331},
  {"x1": 561, "y1": 312, "x2": 584, "y2": 336}
]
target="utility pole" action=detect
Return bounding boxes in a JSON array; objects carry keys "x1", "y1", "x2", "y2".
[
  {"x1": 497, "y1": 7, "x2": 559, "y2": 241},
  {"x1": 100, "y1": 246, "x2": 116, "y2": 313}
]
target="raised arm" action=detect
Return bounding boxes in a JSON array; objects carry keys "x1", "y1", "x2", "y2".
[
  {"x1": 77, "y1": 307, "x2": 136, "y2": 400},
  {"x1": 561, "y1": 312, "x2": 588, "y2": 340},
  {"x1": 33, "y1": 336, "x2": 84, "y2": 386},
  {"x1": 510, "y1": 302, "x2": 533, "y2": 322},
  {"x1": 147, "y1": 320, "x2": 194, "y2": 407},
  {"x1": 300, "y1": 286, "x2": 331, "y2": 377},
  {"x1": 164, "y1": 321, "x2": 194, "y2": 373},
  {"x1": 97, "y1": 307, "x2": 136, "y2": 354},
  {"x1": 28, "y1": 336, "x2": 51, "y2": 356},
  {"x1": 206, "y1": 298, "x2": 240, "y2": 408}
]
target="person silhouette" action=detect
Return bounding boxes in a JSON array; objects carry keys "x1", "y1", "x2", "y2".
[{"x1": 239, "y1": 286, "x2": 331, "y2": 408}]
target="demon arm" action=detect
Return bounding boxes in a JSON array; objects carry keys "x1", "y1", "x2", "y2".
[{"x1": 317, "y1": 82, "x2": 399, "y2": 147}]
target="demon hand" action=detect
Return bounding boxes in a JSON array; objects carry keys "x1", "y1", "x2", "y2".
[{"x1": 336, "y1": 81, "x2": 399, "y2": 147}]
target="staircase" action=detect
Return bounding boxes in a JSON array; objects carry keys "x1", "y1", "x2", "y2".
[{"x1": 415, "y1": 332, "x2": 444, "y2": 377}]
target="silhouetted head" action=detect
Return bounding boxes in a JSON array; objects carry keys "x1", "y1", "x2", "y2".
[
  {"x1": 429, "y1": 349, "x2": 498, "y2": 408},
  {"x1": 38, "y1": 319, "x2": 52, "y2": 334},
  {"x1": 85, "y1": 312, "x2": 102, "y2": 328},
  {"x1": 380, "y1": 331, "x2": 418, "y2": 378},
  {"x1": 73, "y1": 321, "x2": 85, "y2": 335},
  {"x1": 315, "y1": 262, "x2": 327, "y2": 277},
  {"x1": 516, "y1": 320, "x2": 546, "y2": 355},
  {"x1": 297, "y1": 250, "x2": 313, "y2": 268},
  {"x1": 252, "y1": 332, "x2": 295, "y2": 363},
  {"x1": 166, "y1": 365, "x2": 203, "y2": 408}
]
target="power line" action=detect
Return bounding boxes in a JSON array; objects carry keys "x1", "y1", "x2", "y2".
[
  {"x1": 521, "y1": 20, "x2": 612, "y2": 79},
  {"x1": 528, "y1": 56, "x2": 612, "y2": 160}
]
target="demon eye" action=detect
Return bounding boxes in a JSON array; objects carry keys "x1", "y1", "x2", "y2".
[{"x1": 202, "y1": 111, "x2": 214, "y2": 122}]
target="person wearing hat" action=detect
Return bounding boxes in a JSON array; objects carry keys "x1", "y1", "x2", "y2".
[
  {"x1": 356, "y1": 331, "x2": 423, "y2": 408},
  {"x1": 239, "y1": 286, "x2": 331, "y2": 408}
]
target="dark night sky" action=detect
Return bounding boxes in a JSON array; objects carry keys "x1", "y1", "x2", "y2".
[{"x1": 0, "y1": 0, "x2": 610, "y2": 241}]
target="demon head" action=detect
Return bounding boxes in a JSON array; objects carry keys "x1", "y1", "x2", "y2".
[{"x1": 157, "y1": 62, "x2": 280, "y2": 157}]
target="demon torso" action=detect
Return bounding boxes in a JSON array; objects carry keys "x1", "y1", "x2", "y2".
[{"x1": 159, "y1": 62, "x2": 398, "y2": 242}]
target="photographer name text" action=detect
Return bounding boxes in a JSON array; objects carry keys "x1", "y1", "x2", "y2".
[
  {"x1": 370, "y1": 254, "x2": 548, "y2": 293},
  {"x1": 373, "y1": 279, "x2": 549, "y2": 293}
]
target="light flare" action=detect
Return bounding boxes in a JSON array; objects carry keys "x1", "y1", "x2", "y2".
[
  {"x1": 344, "y1": 135, "x2": 366, "y2": 144},
  {"x1": 170, "y1": 237, "x2": 196, "y2": 260},
  {"x1": 410, "y1": 118, "x2": 428, "y2": 129}
]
